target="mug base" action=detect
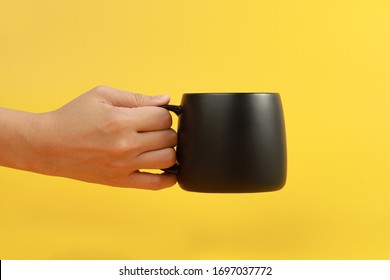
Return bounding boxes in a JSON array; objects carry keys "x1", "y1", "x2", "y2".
[{"x1": 178, "y1": 183, "x2": 285, "y2": 194}]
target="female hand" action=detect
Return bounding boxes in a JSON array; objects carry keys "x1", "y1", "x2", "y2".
[{"x1": 0, "y1": 86, "x2": 177, "y2": 190}]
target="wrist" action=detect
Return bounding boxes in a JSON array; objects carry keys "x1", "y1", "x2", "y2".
[{"x1": 0, "y1": 108, "x2": 54, "y2": 174}]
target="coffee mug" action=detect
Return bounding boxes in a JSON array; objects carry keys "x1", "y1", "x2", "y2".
[{"x1": 162, "y1": 93, "x2": 287, "y2": 193}]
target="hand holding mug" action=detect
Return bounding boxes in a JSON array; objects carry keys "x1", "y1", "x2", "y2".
[
  {"x1": 0, "y1": 85, "x2": 177, "y2": 190},
  {"x1": 0, "y1": 87, "x2": 286, "y2": 193}
]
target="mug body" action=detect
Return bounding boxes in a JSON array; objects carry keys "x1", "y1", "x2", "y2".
[{"x1": 176, "y1": 93, "x2": 287, "y2": 193}]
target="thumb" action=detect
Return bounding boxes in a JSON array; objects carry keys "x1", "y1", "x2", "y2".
[{"x1": 94, "y1": 85, "x2": 170, "y2": 108}]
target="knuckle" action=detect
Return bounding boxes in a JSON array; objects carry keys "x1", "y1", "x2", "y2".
[
  {"x1": 134, "y1": 93, "x2": 144, "y2": 105},
  {"x1": 110, "y1": 141, "x2": 127, "y2": 155},
  {"x1": 129, "y1": 93, "x2": 146, "y2": 107},
  {"x1": 93, "y1": 85, "x2": 110, "y2": 94},
  {"x1": 109, "y1": 139, "x2": 135, "y2": 156},
  {"x1": 101, "y1": 111, "x2": 127, "y2": 133}
]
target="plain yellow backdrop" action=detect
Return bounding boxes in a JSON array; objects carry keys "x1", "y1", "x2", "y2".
[{"x1": 1, "y1": 0, "x2": 389, "y2": 259}]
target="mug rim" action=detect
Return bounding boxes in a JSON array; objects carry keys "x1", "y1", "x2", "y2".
[{"x1": 183, "y1": 92, "x2": 279, "y2": 96}]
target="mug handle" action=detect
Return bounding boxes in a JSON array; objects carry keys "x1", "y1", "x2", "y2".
[
  {"x1": 161, "y1": 104, "x2": 183, "y2": 116},
  {"x1": 160, "y1": 105, "x2": 183, "y2": 174}
]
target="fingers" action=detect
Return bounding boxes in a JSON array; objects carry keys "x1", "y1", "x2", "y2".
[
  {"x1": 90, "y1": 86, "x2": 177, "y2": 191},
  {"x1": 135, "y1": 148, "x2": 176, "y2": 169},
  {"x1": 129, "y1": 106, "x2": 173, "y2": 132},
  {"x1": 135, "y1": 128, "x2": 177, "y2": 153},
  {"x1": 123, "y1": 171, "x2": 177, "y2": 190},
  {"x1": 104, "y1": 149, "x2": 177, "y2": 189},
  {"x1": 92, "y1": 85, "x2": 170, "y2": 108},
  {"x1": 94, "y1": 85, "x2": 174, "y2": 132}
]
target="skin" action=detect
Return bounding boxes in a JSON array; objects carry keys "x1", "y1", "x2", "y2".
[{"x1": 0, "y1": 85, "x2": 177, "y2": 190}]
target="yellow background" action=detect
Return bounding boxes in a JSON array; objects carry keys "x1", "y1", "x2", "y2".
[{"x1": 1, "y1": 0, "x2": 389, "y2": 259}]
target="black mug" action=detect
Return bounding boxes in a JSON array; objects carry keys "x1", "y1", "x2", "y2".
[{"x1": 162, "y1": 93, "x2": 287, "y2": 193}]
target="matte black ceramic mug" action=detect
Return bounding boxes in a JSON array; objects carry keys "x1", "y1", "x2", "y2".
[{"x1": 162, "y1": 93, "x2": 287, "y2": 193}]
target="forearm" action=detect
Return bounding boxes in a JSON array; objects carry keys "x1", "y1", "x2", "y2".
[{"x1": 0, "y1": 107, "x2": 45, "y2": 173}]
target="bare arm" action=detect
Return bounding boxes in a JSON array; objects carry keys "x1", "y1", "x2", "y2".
[{"x1": 0, "y1": 86, "x2": 177, "y2": 190}]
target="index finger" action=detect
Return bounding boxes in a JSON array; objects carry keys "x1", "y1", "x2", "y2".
[{"x1": 128, "y1": 106, "x2": 173, "y2": 132}]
